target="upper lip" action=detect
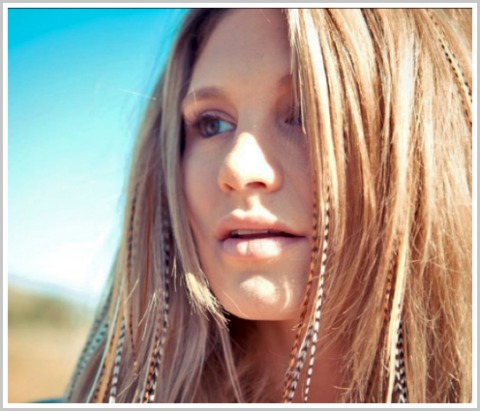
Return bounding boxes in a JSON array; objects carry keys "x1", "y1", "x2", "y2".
[{"x1": 215, "y1": 213, "x2": 303, "y2": 241}]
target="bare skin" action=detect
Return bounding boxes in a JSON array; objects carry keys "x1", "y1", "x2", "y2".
[{"x1": 182, "y1": 9, "x2": 342, "y2": 402}]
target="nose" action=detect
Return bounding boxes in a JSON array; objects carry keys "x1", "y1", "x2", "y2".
[{"x1": 218, "y1": 131, "x2": 283, "y2": 193}]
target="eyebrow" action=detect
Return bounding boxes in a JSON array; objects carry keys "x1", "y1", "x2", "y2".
[
  {"x1": 181, "y1": 74, "x2": 294, "y2": 111},
  {"x1": 181, "y1": 86, "x2": 228, "y2": 112}
]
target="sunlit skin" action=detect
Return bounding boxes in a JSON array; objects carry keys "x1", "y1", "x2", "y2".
[
  {"x1": 181, "y1": 9, "x2": 342, "y2": 401},
  {"x1": 182, "y1": 9, "x2": 313, "y2": 321}
]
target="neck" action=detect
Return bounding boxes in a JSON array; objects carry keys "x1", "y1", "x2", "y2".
[{"x1": 254, "y1": 319, "x2": 344, "y2": 403}]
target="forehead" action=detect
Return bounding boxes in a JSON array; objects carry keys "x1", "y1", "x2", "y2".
[{"x1": 189, "y1": 9, "x2": 291, "y2": 91}]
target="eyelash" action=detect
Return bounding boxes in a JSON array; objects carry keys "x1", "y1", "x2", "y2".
[
  {"x1": 186, "y1": 113, "x2": 236, "y2": 139},
  {"x1": 183, "y1": 106, "x2": 302, "y2": 139}
]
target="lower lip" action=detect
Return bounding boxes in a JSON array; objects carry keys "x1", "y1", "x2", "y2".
[{"x1": 221, "y1": 236, "x2": 305, "y2": 259}]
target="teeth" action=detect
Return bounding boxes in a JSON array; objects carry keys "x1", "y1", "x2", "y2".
[{"x1": 230, "y1": 229, "x2": 284, "y2": 238}]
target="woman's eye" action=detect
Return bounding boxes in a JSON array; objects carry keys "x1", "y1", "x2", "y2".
[{"x1": 197, "y1": 115, "x2": 235, "y2": 138}]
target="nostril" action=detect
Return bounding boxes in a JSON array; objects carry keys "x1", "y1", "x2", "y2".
[
  {"x1": 218, "y1": 138, "x2": 282, "y2": 193},
  {"x1": 246, "y1": 181, "x2": 268, "y2": 189},
  {"x1": 218, "y1": 164, "x2": 279, "y2": 193}
]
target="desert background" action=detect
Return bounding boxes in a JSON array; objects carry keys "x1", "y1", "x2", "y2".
[{"x1": 8, "y1": 286, "x2": 93, "y2": 403}]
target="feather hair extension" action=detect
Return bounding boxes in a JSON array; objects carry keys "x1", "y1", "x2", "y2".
[
  {"x1": 303, "y1": 195, "x2": 330, "y2": 402},
  {"x1": 425, "y1": 10, "x2": 472, "y2": 129},
  {"x1": 394, "y1": 320, "x2": 408, "y2": 402},
  {"x1": 87, "y1": 269, "x2": 125, "y2": 402},
  {"x1": 106, "y1": 186, "x2": 139, "y2": 402},
  {"x1": 142, "y1": 333, "x2": 160, "y2": 403},
  {"x1": 143, "y1": 263, "x2": 170, "y2": 402},
  {"x1": 373, "y1": 236, "x2": 407, "y2": 403},
  {"x1": 365, "y1": 251, "x2": 397, "y2": 402},
  {"x1": 65, "y1": 293, "x2": 110, "y2": 401},
  {"x1": 385, "y1": 232, "x2": 408, "y2": 403},
  {"x1": 142, "y1": 194, "x2": 171, "y2": 403},
  {"x1": 90, "y1": 325, "x2": 117, "y2": 403},
  {"x1": 282, "y1": 186, "x2": 320, "y2": 402},
  {"x1": 367, "y1": 237, "x2": 398, "y2": 401},
  {"x1": 108, "y1": 319, "x2": 126, "y2": 403},
  {"x1": 125, "y1": 189, "x2": 138, "y2": 372},
  {"x1": 286, "y1": 325, "x2": 314, "y2": 402},
  {"x1": 91, "y1": 362, "x2": 106, "y2": 402},
  {"x1": 283, "y1": 188, "x2": 330, "y2": 403}
]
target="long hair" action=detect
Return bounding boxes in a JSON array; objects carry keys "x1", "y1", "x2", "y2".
[{"x1": 66, "y1": 8, "x2": 472, "y2": 403}]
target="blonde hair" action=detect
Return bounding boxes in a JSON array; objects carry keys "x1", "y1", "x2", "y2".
[{"x1": 66, "y1": 8, "x2": 472, "y2": 403}]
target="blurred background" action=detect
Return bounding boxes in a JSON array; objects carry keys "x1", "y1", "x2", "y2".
[{"x1": 7, "y1": 7, "x2": 189, "y2": 403}]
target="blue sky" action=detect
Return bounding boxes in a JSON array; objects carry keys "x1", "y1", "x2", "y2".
[{"x1": 7, "y1": 8, "x2": 189, "y2": 306}]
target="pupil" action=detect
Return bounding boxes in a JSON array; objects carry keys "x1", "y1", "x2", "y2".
[{"x1": 205, "y1": 120, "x2": 219, "y2": 135}]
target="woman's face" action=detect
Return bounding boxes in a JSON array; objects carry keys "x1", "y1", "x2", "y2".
[{"x1": 182, "y1": 9, "x2": 314, "y2": 321}]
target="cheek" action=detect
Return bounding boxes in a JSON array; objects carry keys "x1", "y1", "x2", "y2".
[
  {"x1": 287, "y1": 144, "x2": 314, "y2": 211},
  {"x1": 181, "y1": 147, "x2": 218, "y2": 232},
  {"x1": 300, "y1": 166, "x2": 314, "y2": 210}
]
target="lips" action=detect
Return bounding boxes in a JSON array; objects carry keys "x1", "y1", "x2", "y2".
[
  {"x1": 216, "y1": 215, "x2": 305, "y2": 259},
  {"x1": 216, "y1": 215, "x2": 300, "y2": 240}
]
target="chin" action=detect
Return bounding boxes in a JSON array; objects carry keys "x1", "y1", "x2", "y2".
[{"x1": 215, "y1": 277, "x2": 304, "y2": 321}]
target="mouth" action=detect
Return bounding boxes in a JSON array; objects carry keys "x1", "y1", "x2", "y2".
[
  {"x1": 220, "y1": 228, "x2": 305, "y2": 259},
  {"x1": 228, "y1": 229, "x2": 297, "y2": 240},
  {"x1": 215, "y1": 213, "x2": 307, "y2": 259}
]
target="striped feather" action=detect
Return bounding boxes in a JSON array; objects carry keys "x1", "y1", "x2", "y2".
[
  {"x1": 65, "y1": 300, "x2": 109, "y2": 401},
  {"x1": 385, "y1": 233, "x2": 408, "y2": 403},
  {"x1": 286, "y1": 325, "x2": 314, "y2": 402},
  {"x1": 126, "y1": 192, "x2": 138, "y2": 367},
  {"x1": 142, "y1": 199, "x2": 171, "y2": 403},
  {"x1": 394, "y1": 320, "x2": 408, "y2": 402},
  {"x1": 108, "y1": 320, "x2": 126, "y2": 403},
  {"x1": 426, "y1": 10, "x2": 472, "y2": 128},
  {"x1": 87, "y1": 272, "x2": 125, "y2": 403},
  {"x1": 282, "y1": 188, "x2": 321, "y2": 402},
  {"x1": 303, "y1": 198, "x2": 330, "y2": 402},
  {"x1": 283, "y1": 191, "x2": 330, "y2": 403}
]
